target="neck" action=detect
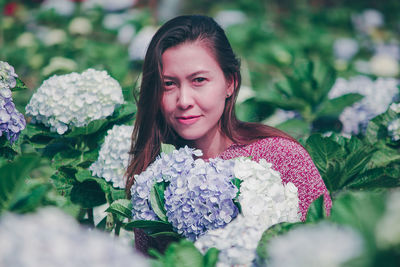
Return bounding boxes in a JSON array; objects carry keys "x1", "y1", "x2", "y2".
[{"x1": 191, "y1": 130, "x2": 233, "y2": 159}]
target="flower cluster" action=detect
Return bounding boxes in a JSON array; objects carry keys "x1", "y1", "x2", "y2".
[
  {"x1": 25, "y1": 69, "x2": 124, "y2": 134},
  {"x1": 265, "y1": 223, "x2": 364, "y2": 267},
  {"x1": 131, "y1": 146, "x2": 202, "y2": 221},
  {"x1": 195, "y1": 157, "x2": 300, "y2": 266},
  {"x1": 164, "y1": 157, "x2": 238, "y2": 241},
  {"x1": 89, "y1": 125, "x2": 134, "y2": 188},
  {"x1": 0, "y1": 61, "x2": 26, "y2": 144},
  {"x1": 0, "y1": 208, "x2": 149, "y2": 267},
  {"x1": 329, "y1": 75, "x2": 399, "y2": 134}
]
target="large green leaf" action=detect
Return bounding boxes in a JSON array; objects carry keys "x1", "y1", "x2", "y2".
[
  {"x1": 0, "y1": 154, "x2": 40, "y2": 212},
  {"x1": 305, "y1": 134, "x2": 344, "y2": 175},
  {"x1": 106, "y1": 199, "x2": 132, "y2": 219},
  {"x1": 9, "y1": 184, "x2": 51, "y2": 213},
  {"x1": 124, "y1": 220, "x2": 173, "y2": 232},
  {"x1": 149, "y1": 182, "x2": 168, "y2": 222},
  {"x1": 305, "y1": 195, "x2": 327, "y2": 223},
  {"x1": 276, "y1": 118, "x2": 310, "y2": 139},
  {"x1": 329, "y1": 191, "x2": 386, "y2": 248},
  {"x1": 316, "y1": 93, "x2": 364, "y2": 117},
  {"x1": 70, "y1": 180, "x2": 106, "y2": 208},
  {"x1": 155, "y1": 239, "x2": 207, "y2": 267}
]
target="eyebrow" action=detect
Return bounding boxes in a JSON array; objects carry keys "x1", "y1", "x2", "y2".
[{"x1": 163, "y1": 70, "x2": 211, "y2": 80}]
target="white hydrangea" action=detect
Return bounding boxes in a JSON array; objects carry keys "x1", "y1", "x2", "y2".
[
  {"x1": 352, "y1": 9, "x2": 384, "y2": 35},
  {"x1": 90, "y1": 125, "x2": 134, "y2": 188},
  {"x1": 82, "y1": 0, "x2": 137, "y2": 12},
  {"x1": 40, "y1": 0, "x2": 76, "y2": 16},
  {"x1": 0, "y1": 208, "x2": 149, "y2": 267},
  {"x1": 375, "y1": 190, "x2": 400, "y2": 248},
  {"x1": 26, "y1": 69, "x2": 124, "y2": 134},
  {"x1": 328, "y1": 75, "x2": 399, "y2": 134},
  {"x1": 214, "y1": 10, "x2": 247, "y2": 29},
  {"x1": 333, "y1": 38, "x2": 359, "y2": 61},
  {"x1": 370, "y1": 53, "x2": 399, "y2": 77},
  {"x1": 69, "y1": 17, "x2": 93, "y2": 35},
  {"x1": 266, "y1": 223, "x2": 364, "y2": 267},
  {"x1": 128, "y1": 26, "x2": 158, "y2": 61},
  {"x1": 195, "y1": 157, "x2": 301, "y2": 267}
]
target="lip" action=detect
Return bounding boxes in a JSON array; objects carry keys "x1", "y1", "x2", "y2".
[{"x1": 176, "y1": 115, "x2": 201, "y2": 125}]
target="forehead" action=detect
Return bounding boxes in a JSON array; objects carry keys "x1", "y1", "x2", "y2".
[{"x1": 161, "y1": 42, "x2": 221, "y2": 76}]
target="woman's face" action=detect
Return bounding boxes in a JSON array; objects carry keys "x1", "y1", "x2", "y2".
[{"x1": 161, "y1": 42, "x2": 233, "y2": 147}]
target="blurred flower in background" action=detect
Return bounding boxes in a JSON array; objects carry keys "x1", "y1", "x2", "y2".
[
  {"x1": 214, "y1": 10, "x2": 247, "y2": 29},
  {"x1": 128, "y1": 26, "x2": 158, "y2": 61},
  {"x1": 266, "y1": 223, "x2": 364, "y2": 267},
  {"x1": 0, "y1": 208, "x2": 149, "y2": 267},
  {"x1": 333, "y1": 38, "x2": 359, "y2": 61},
  {"x1": 40, "y1": 0, "x2": 76, "y2": 16},
  {"x1": 352, "y1": 9, "x2": 384, "y2": 36},
  {"x1": 329, "y1": 76, "x2": 399, "y2": 134}
]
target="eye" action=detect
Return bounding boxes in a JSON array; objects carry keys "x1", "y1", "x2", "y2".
[
  {"x1": 163, "y1": 80, "x2": 176, "y2": 90},
  {"x1": 193, "y1": 77, "x2": 206, "y2": 85}
]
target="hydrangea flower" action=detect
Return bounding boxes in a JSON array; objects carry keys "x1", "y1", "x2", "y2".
[
  {"x1": 0, "y1": 61, "x2": 18, "y2": 89},
  {"x1": 89, "y1": 125, "x2": 134, "y2": 188},
  {"x1": 195, "y1": 214, "x2": 263, "y2": 267},
  {"x1": 130, "y1": 146, "x2": 202, "y2": 221},
  {"x1": 195, "y1": 157, "x2": 301, "y2": 266},
  {"x1": 328, "y1": 75, "x2": 399, "y2": 134},
  {"x1": 164, "y1": 157, "x2": 238, "y2": 241},
  {"x1": 0, "y1": 208, "x2": 149, "y2": 267},
  {"x1": 351, "y1": 9, "x2": 384, "y2": 35},
  {"x1": 265, "y1": 223, "x2": 364, "y2": 267},
  {"x1": 0, "y1": 62, "x2": 26, "y2": 144},
  {"x1": 235, "y1": 157, "x2": 301, "y2": 224},
  {"x1": 333, "y1": 38, "x2": 359, "y2": 61},
  {"x1": 25, "y1": 69, "x2": 124, "y2": 134}
]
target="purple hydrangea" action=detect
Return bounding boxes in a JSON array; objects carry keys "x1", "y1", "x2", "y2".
[
  {"x1": 164, "y1": 157, "x2": 239, "y2": 241},
  {"x1": 0, "y1": 62, "x2": 26, "y2": 144},
  {"x1": 130, "y1": 146, "x2": 202, "y2": 221}
]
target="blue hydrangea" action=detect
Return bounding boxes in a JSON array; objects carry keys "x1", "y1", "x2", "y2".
[
  {"x1": 164, "y1": 157, "x2": 239, "y2": 241},
  {"x1": 130, "y1": 146, "x2": 202, "y2": 221},
  {"x1": 0, "y1": 62, "x2": 26, "y2": 144}
]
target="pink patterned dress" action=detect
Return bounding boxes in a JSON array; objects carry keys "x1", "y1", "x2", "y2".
[{"x1": 134, "y1": 136, "x2": 332, "y2": 254}]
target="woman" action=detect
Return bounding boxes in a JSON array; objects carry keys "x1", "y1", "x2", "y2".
[{"x1": 126, "y1": 15, "x2": 331, "y2": 254}]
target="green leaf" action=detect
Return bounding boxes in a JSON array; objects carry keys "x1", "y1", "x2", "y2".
[
  {"x1": 305, "y1": 195, "x2": 326, "y2": 223},
  {"x1": 124, "y1": 220, "x2": 173, "y2": 232},
  {"x1": 70, "y1": 180, "x2": 106, "y2": 208},
  {"x1": 275, "y1": 118, "x2": 310, "y2": 139},
  {"x1": 106, "y1": 199, "x2": 132, "y2": 219},
  {"x1": 163, "y1": 240, "x2": 205, "y2": 267},
  {"x1": 346, "y1": 167, "x2": 400, "y2": 189},
  {"x1": 330, "y1": 191, "x2": 386, "y2": 248},
  {"x1": 203, "y1": 248, "x2": 219, "y2": 267},
  {"x1": 75, "y1": 168, "x2": 95, "y2": 182},
  {"x1": 305, "y1": 134, "x2": 344, "y2": 175},
  {"x1": 366, "y1": 107, "x2": 398, "y2": 144},
  {"x1": 10, "y1": 184, "x2": 51, "y2": 213},
  {"x1": 66, "y1": 119, "x2": 108, "y2": 137},
  {"x1": 316, "y1": 93, "x2": 363, "y2": 117},
  {"x1": 161, "y1": 143, "x2": 176, "y2": 154},
  {"x1": 0, "y1": 154, "x2": 40, "y2": 212},
  {"x1": 149, "y1": 182, "x2": 168, "y2": 222},
  {"x1": 368, "y1": 147, "x2": 400, "y2": 168},
  {"x1": 148, "y1": 231, "x2": 182, "y2": 239}
]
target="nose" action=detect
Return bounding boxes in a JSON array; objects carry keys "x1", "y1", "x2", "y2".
[{"x1": 176, "y1": 85, "x2": 193, "y2": 110}]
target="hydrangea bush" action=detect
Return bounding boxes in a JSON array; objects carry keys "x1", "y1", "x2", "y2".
[
  {"x1": 0, "y1": 62, "x2": 26, "y2": 144},
  {"x1": 89, "y1": 124, "x2": 134, "y2": 188},
  {"x1": 0, "y1": 208, "x2": 149, "y2": 267},
  {"x1": 25, "y1": 69, "x2": 124, "y2": 134}
]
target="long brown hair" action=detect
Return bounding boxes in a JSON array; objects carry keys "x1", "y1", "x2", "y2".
[{"x1": 125, "y1": 15, "x2": 296, "y2": 195}]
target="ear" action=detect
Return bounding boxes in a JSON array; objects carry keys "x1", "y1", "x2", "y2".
[{"x1": 226, "y1": 75, "x2": 236, "y2": 97}]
